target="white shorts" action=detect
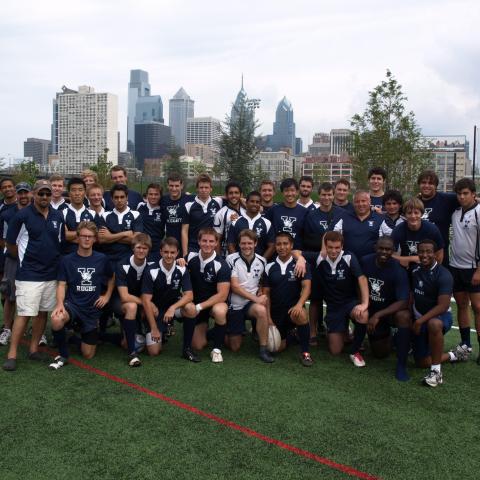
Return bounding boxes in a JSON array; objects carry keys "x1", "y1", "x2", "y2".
[{"x1": 15, "y1": 280, "x2": 57, "y2": 317}]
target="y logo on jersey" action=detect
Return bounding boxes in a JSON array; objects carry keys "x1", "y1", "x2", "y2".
[
  {"x1": 52, "y1": 221, "x2": 58, "y2": 229},
  {"x1": 407, "y1": 241, "x2": 418, "y2": 254},
  {"x1": 421, "y1": 208, "x2": 432, "y2": 220},
  {"x1": 281, "y1": 216, "x2": 297, "y2": 234},
  {"x1": 167, "y1": 205, "x2": 178, "y2": 216},
  {"x1": 337, "y1": 269, "x2": 345, "y2": 279},
  {"x1": 255, "y1": 226, "x2": 263, "y2": 236},
  {"x1": 368, "y1": 277, "x2": 384, "y2": 295},
  {"x1": 319, "y1": 220, "x2": 328, "y2": 230},
  {"x1": 154, "y1": 212, "x2": 162, "y2": 222},
  {"x1": 125, "y1": 219, "x2": 132, "y2": 229},
  {"x1": 78, "y1": 268, "x2": 95, "y2": 285}
]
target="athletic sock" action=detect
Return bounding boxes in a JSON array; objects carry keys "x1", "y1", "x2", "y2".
[
  {"x1": 213, "y1": 323, "x2": 226, "y2": 350},
  {"x1": 350, "y1": 323, "x2": 367, "y2": 354},
  {"x1": 182, "y1": 318, "x2": 195, "y2": 350},
  {"x1": 297, "y1": 323, "x2": 310, "y2": 353},
  {"x1": 460, "y1": 327, "x2": 471, "y2": 347},
  {"x1": 431, "y1": 363, "x2": 441, "y2": 372},
  {"x1": 123, "y1": 318, "x2": 137, "y2": 355},
  {"x1": 206, "y1": 327, "x2": 215, "y2": 342},
  {"x1": 396, "y1": 327, "x2": 410, "y2": 368},
  {"x1": 52, "y1": 327, "x2": 69, "y2": 359}
]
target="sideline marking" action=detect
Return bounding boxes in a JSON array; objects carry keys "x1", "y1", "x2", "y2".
[{"x1": 31, "y1": 343, "x2": 380, "y2": 480}]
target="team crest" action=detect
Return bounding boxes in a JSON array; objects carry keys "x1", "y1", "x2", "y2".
[
  {"x1": 154, "y1": 212, "x2": 162, "y2": 222},
  {"x1": 205, "y1": 271, "x2": 214, "y2": 282},
  {"x1": 464, "y1": 219, "x2": 471, "y2": 228},
  {"x1": 281, "y1": 216, "x2": 297, "y2": 233},
  {"x1": 368, "y1": 277, "x2": 384, "y2": 295},
  {"x1": 319, "y1": 220, "x2": 328, "y2": 230},
  {"x1": 418, "y1": 280, "x2": 424, "y2": 288},
  {"x1": 52, "y1": 221, "x2": 58, "y2": 228},
  {"x1": 368, "y1": 220, "x2": 374, "y2": 227},
  {"x1": 253, "y1": 267, "x2": 261, "y2": 278},
  {"x1": 78, "y1": 268, "x2": 95, "y2": 285},
  {"x1": 422, "y1": 208, "x2": 432, "y2": 220},
  {"x1": 255, "y1": 227, "x2": 263, "y2": 236},
  {"x1": 125, "y1": 218, "x2": 132, "y2": 229},
  {"x1": 406, "y1": 241, "x2": 418, "y2": 254},
  {"x1": 337, "y1": 269, "x2": 345, "y2": 279},
  {"x1": 167, "y1": 205, "x2": 178, "y2": 216}
]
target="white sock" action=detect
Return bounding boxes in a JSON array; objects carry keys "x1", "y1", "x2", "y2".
[{"x1": 431, "y1": 364, "x2": 441, "y2": 372}]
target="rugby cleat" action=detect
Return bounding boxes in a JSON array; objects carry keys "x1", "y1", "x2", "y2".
[
  {"x1": 259, "y1": 348, "x2": 275, "y2": 363},
  {"x1": 423, "y1": 369, "x2": 443, "y2": 387},
  {"x1": 349, "y1": 352, "x2": 366, "y2": 368},
  {"x1": 38, "y1": 334, "x2": 48, "y2": 346},
  {"x1": 210, "y1": 348, "x2": 223, "y2": 363},
  {"x1": 449, "y1": 344, "x2": 470, "y2": 362},
  {"x1": 0, "y1": 328, "x2": 12, "y2": 346},
  {"x1": 128, "y1": 353, "x2": 142, "y2": 367},
  {"x1": 182, "y1": 348, "x2": 201, "y2": 363},
  {"x1": 300, "y1": 352, "x2": 313, "y2": 367},
  {"x1": 2, "y1": 358, "x2": 16, "y2": 371},
  {"x1": 49, "y1": 356, "x2": 68, "y2": 370}
]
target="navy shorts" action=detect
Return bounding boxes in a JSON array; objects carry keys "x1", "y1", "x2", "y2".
[
  {"x1": 324, "y1": 299, "x2": 358, "y2": 334},
  {"x1": 270, "y1": 305, "x2": 296, "y2": 339},
  {"x1": 227, "y1": 302, "x2": 254, "y2": 336},
  {"x1": 310, "y1": 270, "x2": 323, "y2": 302},
  {"x1": 196, "y1": 307, "x2": 214, "y2": 325},
  {"x1": 367, "y1": 311, "x2": 395, "y2": 342},
  {"x1": 450, "y1": 267, "x2": 480, "y2": 294},
  {"x1": 65, "y1": 302, "x2": 99, "y2": 345},
  {"x1": 412, "y1": 310, "x2": 453, "y2": 360}
]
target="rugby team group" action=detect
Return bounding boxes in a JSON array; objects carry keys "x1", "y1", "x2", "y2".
[{"x1": 1, "y1": 165, "x2": 479, "y2": 388}]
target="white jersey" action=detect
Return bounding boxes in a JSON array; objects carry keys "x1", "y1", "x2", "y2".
[
  {"x1": 214, "y1": 205, "x2": 246, "y2": 255},
  {"x1": 450, "y1": 203, "x2": 480, "y2": 269},
  {"x1": 226, "y1": 252, "x2": 266, "y2": 310},
  {"x1": 379, "y1": 216, "x2": 404, "y2": 237}
]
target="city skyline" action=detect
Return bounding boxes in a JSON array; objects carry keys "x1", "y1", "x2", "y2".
[{"x1": 1, "y1": 0, "x2": 479, "y2": 159}]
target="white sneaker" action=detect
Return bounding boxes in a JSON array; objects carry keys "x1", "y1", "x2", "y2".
[
  {"x1": 39, "y1": 334, "x2": 48, "y2": 346},
  {"x1": 349, "y1": 352, "x2": 366, "y2": 367},
  {"x1": 423, "y1": 369, "x2": 443, "y2": 387},
  {"x1": 449, "y1": 344, "x2": 470, "y2": 362},
  {"x1": 210, "y1": 348, "x2": 223, "y2": 363},
  {"x1": 0, "y1": 328, "x2": 12, "y2": 346},
  {"x1": 49, "y1": 356, "x2": 68, "y2": 370}
]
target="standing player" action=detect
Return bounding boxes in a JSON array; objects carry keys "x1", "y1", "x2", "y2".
[
  {"x1": 49, "y1": 221, "x2": 114, "y2": 369},
  {"x1": 87, "y1": 183, "x2": 105, "y2": 217},
  {"x1": 49, "y1": 174, "x2": 68, "y2": 210},
  {"x1": 360, "y1": 237, "x2": 411, "y2": 380},
  {"x1": 104, "y1": 166, "x2": 143, "y2": 211},
  {"x1": 263, "y1": 232, "x2": 313, "y2": 366},
  {"x1": 259, "y1": 180, "x2": 276, "y2": 214},
  {"x1": 3, "y1": 180, "x2": 65, "y2": 371},
  {"x1": 226, "y1": 229, "x2": 273, "y2": 362},
  {"x1": 297, "y1": 176, "x2": 317, "y2": 211},
  {"x1": 266, "y1": 178, "x2": 308, "y2": 250},
  {"x1": 379, "y1": 190, "x2": 404, "y2": 237},
  {"x1": 368, "y1": 167, "x2": 386, "y2": 211},
  {"x1": 186, "y1": 228, "x2": 230, "y2": 362},
  {"x1": 448, "y1": 178, "x2": 480, "y2": 362},
  {"x1": 227, "y1": 191, "x2": 275, "y2": 259},
  {"x1": 333, "y1": 178, "x2": 354, "y2": 214},
  {"x1": 411, "y1": 239, "x2": 454, "y2": 387}
]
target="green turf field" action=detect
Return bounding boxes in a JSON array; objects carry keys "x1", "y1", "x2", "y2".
[{"x1": 1, "y1": 319, "x2": 479, "y2": 480}]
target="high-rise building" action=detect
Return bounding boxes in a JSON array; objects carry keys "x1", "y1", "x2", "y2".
[
  {"x1": 169, "y1": 87, "x2": 194, "y2": 149},
  {"x1": 134, "y1": 122, "x2": 171, "y2": 171},
  {"x1": 54, "y1": 85, "x2": 118, "y2": 174},
  {"x1": 265, "y1": 97, "x2": 296, "y2": 153},
  {"x1": 24, "y1": 138, "x2": 51, "y2": 166},
  {"x1": 308, "y1": 132, "x2": 330, "y2": 156},
  {"x1": 254, "y1": 151, "x2": 293, "y2": 182},
  {"x1": 186, "y1": 117, "x2": 221, "y2": 151},
  {"x1": 301, "y1": 153, "x2": 353, "y2": 184},
  {"x1": 295, "y1": 137, "x2": 303, "y2": 155},
  {"x1": 230, "y1": 77, "x2": 257, "y2": 130},
  {"x1": 135, "y1": 96, "x2": 164, "y2": 124},
  {"x1": 127, "y1": 70, "x2": 151, "y2": 153},
  {"x1": 330, "y1": 129, "x2": 352, "y2": 155}
]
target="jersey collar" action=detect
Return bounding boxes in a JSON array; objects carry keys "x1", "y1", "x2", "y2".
[
  {"x1": 322, "y1": 250, "x2": 345, "y2": 274},
  {"x1": 159, "y1": 259, "x2": 176, "y2": 284},
  {"x1": 129, "y1": 255, "x2": 146, "y2": 279},
  {"x1": 275, "y1": 256, "x2": 293, "y2": 274},
  {"x1": 199, "y1": 251, "x2": 216, "y2": 272}
]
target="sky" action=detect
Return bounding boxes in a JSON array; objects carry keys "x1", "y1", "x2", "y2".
[{"x1": 1, "y1": 0, "x2": 479, "y2": 160}]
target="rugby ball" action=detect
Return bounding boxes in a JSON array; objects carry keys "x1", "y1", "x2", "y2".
[
  {"x1": 135, "y1": 334, "x2": 146, "y2": 353},
  {"x1": 267, "y1": 325, "x2": 282, "y2": 353}
]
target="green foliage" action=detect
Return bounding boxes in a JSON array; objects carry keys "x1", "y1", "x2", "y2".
[
  {"x1": 164, "y1": 147, "x2": 186, "y2": 179},
  {"x1": 310, "y1": 162, "x2": 330, "y2": 184},
  {"x1": 191, "y1": 159, "x2": 207, "y2": 176},
  {"x1": 89, "y1": 148, "x2": 112, "y2": 189},
  {"x1": 350, "y1": 70, "x2": 431, "y2": 194},
  {"x1": 12, "y1": 160, "x2": 39, "y2": 185}
]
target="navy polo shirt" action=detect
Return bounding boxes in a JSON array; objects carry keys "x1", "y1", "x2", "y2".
[
  {"x1": 333, "y1": 211, "x2": 383, "y2": 258},
  {"x1": 187, "y1": 251, "x2": 231, "y2": 303},
  {"x1": 297, "y1": 200, "x2": 317, "y2": 212},
  {"x1": 334, "y1": 202, "x2": 355, "y2": 215},
  {"x1": 304, "y1": 206, "x2": 345, "y2": 252},
  {"x1": 0, "y1": 202, "x2": 18, "y2": 267},
  {"x1": 62, "y1": 205, "x2": 98, "y2": 254},
  {"x1": 99, "y1": 208, "x2": 143, "y2": 262},
  {"x1": 370, "y1": 195, "x2": 384, "y2": 210},
  {"x1": 161, "y1": 193, "x2": 195, "y2": 243},
  {"x1": 265, "y1": 203, "x2": 308, "y2": 250},
  {"x1": 412, "y1": 262, "x2": 453, "y2": 315},
  {"x1": 181, "y1": 196, "x2": 224, "y2": 251},
  {"x1": 142, "y1": 261, "x2": 192, "y2": 309},
  {"x1": 58, "y1": 251, "x2": 113, "y2": 319},
  {"x1": 360, "y1": 253, "x2": 409, "y2": 313},
  {"x1": 421, "y1": 192, "x2": 458, "y2": 244},
  {"x1": 391, "y1": 220, "x2": 444, "y2": 257},
  {"x1": 6, "y1": 204, "x2": 64, "y2": 281},
  {"x1": 103, "y1": 189, "x2": 143, "y2": 211},
  {"x1": 115, "y1": 255, "x2": 152, "y2": 297},
  {"x1": 227, "y1": 214, "x2": 274, "y2": 256},
  {"x1": 261, "y1": 203, "x2": 277, "y2": 216},
  {"x1": 264, "y1": 257, "x2": 311, "y2": 309},
  {"x1": 136, "y1": 202, "x2": 165, "y2": 255}
]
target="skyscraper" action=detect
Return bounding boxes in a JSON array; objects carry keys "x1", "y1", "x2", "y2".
[
  {"x1": 169, "y1": 87, "x2": 194, "y2": 149},
  {"x1": 127, "y1": 70, "x2": 151, "y2": 153},
  {"x1": 134, "y1": 122, "x2": 171, "y2": 171},
  {"x1": 266, "y1": 97, "x2": 296, "y2": 153},
  {"x1": 230, "y1": 76, "x2": 256, "y2": 130},
  {"x1": 24, "y1": 138, "x2": 51, "y2": 166},
  {"x1": 330, "y1": 129, "x2": 352, "y2": 155},
  {"x1": 186, "y1": 117, "x2": 221, "y2": 151}
]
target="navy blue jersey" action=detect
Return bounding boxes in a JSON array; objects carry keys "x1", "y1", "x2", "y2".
[
  {"x1": 136, "y1": 202, "x2": 165, "y2": 254},
  {"x1": 181, "y1": 196, "x2": 224, "y2": 251},
  {"x1": 304, "y1": 206, "x2": 345, "y2": 252},
  {"x1": 412, "y1": 262, "x2": 453, "y2": 315},
  {"x1": 187, "y1": 252, "x2": 231, "y2": 303},
  {"x1": 103, "y1": 189, "x2": 143, "y2": 211},
  {"x1": 98, "y1": 208, "x2": 143, "y2": 262},
  {"x1": 1, "y1": 204, "x2": 22, "y2": 260},
  {"x1": 304, "y1": 250, "x2": 363, "y2": 306},
  {"x1": 61, "y1": 205, "x2": 98, "y2": 254},
  {"x1": 297, "y1": 200, "x2": 317, "y2": 212},
  {"x1": 142, "y1": 261, "x2": 192, "y2": 309},
  {"x1": 391, "y1": 220, "x2": 444, "y2": 257},
  {"x1": 261, "y1": 203, "x2": 277, "y2": 216},
  {"x1": 360, "y1": 254, "x2": 410, "y2": 313},
  {"x1": 421, "y1": 192, "x2": 458, "y2": 248},
  {"x1": 115, "y1": 255, "x2": 152, "y2": 297},
  {"x1": 6, "y1": 204, "x2": 64, "y2": 281},
  {"x1": 265, "y1": 203, "x2": 308, "y2": 249},
  {"x1": 58, "y1": 251, "x2": 113, "y2": 318},
  {"x1": 334, "y1": 202, "x2": 355, "y2": 215},
  {"x1": 370, "y1": 195, "x2": 384, "y2": 210},
  {"x1": 227, "y1": 214, "x2": 274, "y2": 255},
  {"x1": 161, "y1": 194, "x2": 195, "y2": 242},
  {"x1": 264, "y1": 257, "x2": 311, "y2": 309},
  {"x1": 333, "y1": 211, "x2": 383, "y2": 258}
]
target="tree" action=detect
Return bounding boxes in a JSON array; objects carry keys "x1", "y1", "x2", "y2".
[
  {"x1": 217, "y1": 100, "x2": 259, "y2": 192},
  {"x1": 311, "y1": 161, "x2": 330, "y2": 185},
  {"x1": 163, "y1": 147, "x2": 186, "y2": 178},
  {"x1": 12, "y1": 160, "x2": 39, "y2": 186},
  {"x1": 350, "y1": 70, "x2": 431, "y2": 193},
  {"x1": 90, "y1": 148, "x2": 113, "y2": 189},
  {"x1": 191, "y1": 159, "x2": 207, "y2": 177}
]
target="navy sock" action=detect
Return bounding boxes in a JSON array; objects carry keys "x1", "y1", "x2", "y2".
[
  {"x1": 206, "y1": 327, "x2": 215, "y2": 342},
  {"x1": 123, "y1": 318, "x2": 137, "y2": 355},
  {"x1": 68, "y1": 334, "x2": 81, "y2": 347},
  {"x1": 213, "y1": 323, "x2": 226, "y2": 349},
  {"x1": 396, "y1": 327, "x2": 410, "y2": 368},
  {"x1": 182, "y1": 318, "x2": 195, "y2": 350},
  {"x1": 460, "y1": 327, "x2": 471, "y2": 347},
  {"x1": 297, "y1": 323, "x2": 310, "y2": 353},
  {"x1": 350, "y1": 323, "x2": 367, "y2": 354},
  {"x1": 52, "y1": 327, "x2": 69, "y2": 359}
]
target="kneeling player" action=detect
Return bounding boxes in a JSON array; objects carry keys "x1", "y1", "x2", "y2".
[
  {"x1": 187, "y1": 228, "x2": 230, "y2": 363},
  {"x1": 360, "y1": 237, "x2": 411, "y2": 381},
  {"x1": 264, "y1": 233, "x2": 313, "y2": 366},
  {"x1": 226, "y1": 229, "x2": 273, "y2": 363},
  {"x1": 142, "y1": 237, "x2": 197, "y2": 360},
  {"x1": 411, "y1": 239, "x2": 454, "y2": 387},
  {"x1": 50, "y1": 221, "x2": 114, "y2": 369}
]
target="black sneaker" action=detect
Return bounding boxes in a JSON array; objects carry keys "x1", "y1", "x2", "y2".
[
  {"x1": 182, "y1": 348, "x2": 201, "y2": 363},
  {"x1": 49, "y1": 356, "x2": 68, "y2": 370},
  {"x1": 2, "y1": 358, "x2": 16, "y2": 371},
  {"x1": 259, "y1": 349, "x2": 275, "y2": 363},
  {"x1": 28, "y1": 351, "x2": 46, "y2": 362},
  {"x1": 300, "y1": 352, "x2": 313, "y2": 367},
  {"x1": 128, "y1": 354, "x2": 142, "y2": 367}
]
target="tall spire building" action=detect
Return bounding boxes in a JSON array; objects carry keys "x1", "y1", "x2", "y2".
[
  {"x1": 266, "y1": 97, "x2": 296, "y2": 153},
  {"x1": 127, "y1": 69, "x2": 151, "y2": 153},
  {"x1": 169, "y1": 87, "x2": 194, "y2": 149}
]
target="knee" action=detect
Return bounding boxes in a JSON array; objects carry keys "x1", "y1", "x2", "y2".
[
  {"x1": 394, "y1": 310, "x2": 411, "y2": 328},
  {"x1": 427, "y1": 319, "x2": 442, "y2": 334},
  {"x1": 123, "y1": 302, "x2": 137, "y2": 317},
  {"x1": 212, "y1": 303, "x2": 228, "y2": 323},
  {"x1": 82, "y1": 351, "x2": 95, "y2": 360},
  {"x1": 182, "y1": 302, "x2": 197, "y2": 319}
]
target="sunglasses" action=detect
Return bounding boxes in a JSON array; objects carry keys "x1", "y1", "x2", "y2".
[{"x1": 36, "y1": 191, "x2": 52, "y2": 197}]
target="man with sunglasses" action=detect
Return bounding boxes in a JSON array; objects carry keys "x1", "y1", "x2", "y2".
[{"x1": 3, "y1": 180, "x2": 65, "y2": 371}]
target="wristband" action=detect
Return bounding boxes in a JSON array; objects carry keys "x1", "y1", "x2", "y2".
[{"x1": 195, "y1": 304, "x2": 203, "y2": 313}]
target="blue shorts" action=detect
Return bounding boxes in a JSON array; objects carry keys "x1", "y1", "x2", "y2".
[
  {"x1": 65, "y1": 301, "x2": 100, "y2": 334},
  {"x1": 324, "y1": 299, "x2": 358, "y2": 334},
  {"x1": 367, "y1": 309, "x2": 395, "y2": 341},
  {"x1": 450, "y1": 267, "x2": 480, "y2": 294},
  {"x1": 310, "y1": 270, "x2": 323, "y2": 302},
  {"x1": 412, "y1": 310, "x2": 453, "y2": 360},
  {"x1": 270, "y1": 305, "x2": 296, "y2": 339},
  {"x1": 227, "y1": 302, "x2": 254, "y2": 336}
]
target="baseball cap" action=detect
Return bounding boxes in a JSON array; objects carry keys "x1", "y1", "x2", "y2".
[
  {"x1": 16, "y1": 182, "x2": 32, "y2": 193},
  {"x1": 33, "y1": 180, "x2": 52, "y2": 192}
]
